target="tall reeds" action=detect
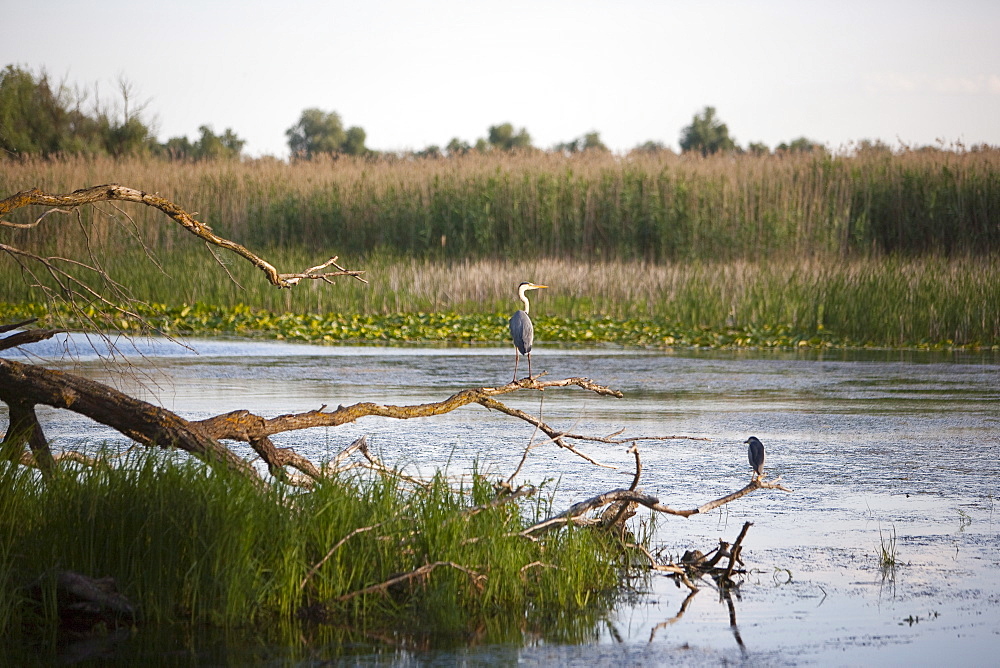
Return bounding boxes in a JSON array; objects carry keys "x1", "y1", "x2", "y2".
[{"x1": 3, "y1": 148, "x2": 998, "y2": 260}]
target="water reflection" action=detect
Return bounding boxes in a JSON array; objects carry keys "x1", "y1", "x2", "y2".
[{"x1": 4, "y1": 334, "x2": 1000, "y2": 664}]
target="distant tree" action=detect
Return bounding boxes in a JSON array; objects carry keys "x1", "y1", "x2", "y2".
[
  {"x1": 286, "y1": 108, "x2": 367, "y2": 159},
  {"x1": 157, "y1": 126, "x2": 245, "y2": 161},
  {"x1": 775, "y1": 137, "x2": 823, "y2": 154},
  {"x1": 747, "y1": 141, "x2": 770, "y2": 156},
  {"x1": 552, "y1": 139, "x2": 579, "y2": 154},
  {"x1": 102, "y1": 76, "x2": 154, "y2": 157},
  {"x1": 853, "y1": 138, "x2": 893, "y2": 155},
  {"x1": 679, "y1": 106, "x2": 737, "y2": 156},
  {"x1": 343, "y1": 126, "x2": 367, "y2": 156},
  {"x1": 487, "y1": 123, "x2": 532, "y2": 151},
  {"x1": 103, "y1": 116, "x2": 153, "y2": 157},
  {"x1": 555, "y1": 131, "x2": 608, "y2": 154},
  {"x1": 631, "y1": 140, "x2": 670, "y2": 155},
  {"x1": 446, "y1": 137, "x2": 471, "y2": 156},
  {"x1": 194, "y1": 125, "x2": 245, "y2": 159},
  {"x1": 0, "y1": 65, "x2": 153, "y2": 158},
  {"x1": 0, "y1": 65, "x2": 65, "y2": 156},
  {"x1": 160, "y1": 135, "x2": 193, "y2": 160},
  {"x1": 413, "y1": 145, "x2": 442, "y2": 159}
]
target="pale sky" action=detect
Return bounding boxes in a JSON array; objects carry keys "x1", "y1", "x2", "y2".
[{"x1": 6, "y1": 0, "x2": 999, "y2": 157}]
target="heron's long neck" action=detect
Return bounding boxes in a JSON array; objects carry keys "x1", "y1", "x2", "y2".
[{"x1": 519, "y1": 288, "x2": 530, "y2": 313}]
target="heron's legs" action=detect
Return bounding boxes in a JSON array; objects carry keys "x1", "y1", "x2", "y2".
[
  {"x1": 512, "y1": 348, "x2": 520, "y2": 381},
  {"x1": 527, "y1": 351, "x2": 532, "y2": 378}
]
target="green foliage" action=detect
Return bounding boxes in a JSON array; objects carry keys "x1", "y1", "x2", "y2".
[
  {"x1": 776, "y1": 137, "x2": 824, "y2": 154},
  {"x1": 555, "y1": 131, "x2": 608, "y2": 154},
  {"x1": 157, "y1": 125, "x2": 246, "y2": 161},
  {"x1": 629, "y1": 140, "x2": 671, "y2": 156},
  {"x1": 285, "y1": 108, "x2": 367, "y2": 159},
  {"x1": 7, "y1": 248, "x2": 1000, "y2": 349},
  {"x1": 446, "y1": 137, "x2": 472, "y2": 155},
  {"x1": 679, "y1": 106, "x2": 737, "y2": 156},
  {"x1": 0, "y1": 65, "x2": 155, "y2": 158},
  {"x1": 878, "y1": 526, "x2": 898, "y2": 569},
  {"x1": 3, "y1": 150, "x2": 1000, "y2": 347},
  {"x1": 487, "y1": 122, "x2": 532, "y2": 151}
]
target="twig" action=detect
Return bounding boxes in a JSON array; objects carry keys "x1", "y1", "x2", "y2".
[
  {"x1": 0, "y1": 184, "x2": 366, "y2": 289},
  {"x1": 300, "y1": 524, "x2": 384, "y2": 591},
  {"x1": 522, "y1": 479, "x2": 790, "y2": 537},
  {"x1": 336, "y1": 561, "x2": 485, "y2": 602}
]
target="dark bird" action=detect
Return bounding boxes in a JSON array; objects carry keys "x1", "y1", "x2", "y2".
[
  {"x1": 746, "y1": 436, "x2": 765, "y2": 479},
  {"x1": 509, "y1": 281, "x2": 548, "y2": 381}
]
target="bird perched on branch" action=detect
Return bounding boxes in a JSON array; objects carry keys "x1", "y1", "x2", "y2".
[
  {"x1": 746, "y1": 436, "x2": 765, "y2": 479},
  {"x1": 509, "y1": 281, "x2": 548, "y2": 381}
]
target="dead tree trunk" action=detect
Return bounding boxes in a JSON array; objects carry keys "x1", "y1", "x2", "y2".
[{"x1": 0, "y1": 356, "x2": 255, "y2": 478}]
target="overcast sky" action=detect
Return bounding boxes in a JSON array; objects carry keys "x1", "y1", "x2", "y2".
[{"x1": 6, "y1": 0, "x2": 999, "y2": 157}]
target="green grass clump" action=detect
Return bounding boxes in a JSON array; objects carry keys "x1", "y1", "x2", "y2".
[
  {"x1": 0, "y1": 451, "x2": 624, "y2": 650},
  {"x1": 878, "y1": 526, "x2": 899, "y2": 570}
]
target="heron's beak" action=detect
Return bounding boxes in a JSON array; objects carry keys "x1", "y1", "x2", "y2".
[{"x1": 532, "y1": 284, "x2": 549, "y2": 290}]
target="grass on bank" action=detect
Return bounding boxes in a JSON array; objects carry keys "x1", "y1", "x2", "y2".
[
  {"x1": 0, "y1": 450, "x2": 626, "y2": 649},
  {"x1": 4, "y1": 253, "x2": 1000, "y2": 349}
]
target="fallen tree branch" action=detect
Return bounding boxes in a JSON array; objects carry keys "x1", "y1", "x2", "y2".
[
  {"x1": 0, "y1": 318, "x2": 63, "y2": 352},
  {"x1": 194, "y1": 376, "x2": 703, "y2": 470},
  {"x1": 522, "y1": 479, "x2": 790, "y2": 537},
  {"x1": 335, "y1": 561, "x2": 485, "y2": 602},
  {"x1": 0, "y1": 356, "x2": 256, "y2": 479},
  {"x1": 1, "y1": 344, "x2": 686, "y2": 484},
  {"x1": 0, "y1": 185, "x2": 366, "y2": 288}
]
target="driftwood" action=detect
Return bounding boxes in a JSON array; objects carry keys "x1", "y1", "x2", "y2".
[
  {"x1": 26, "y1": 570, "x2": 137, "y2": 629},
  {"x1": 522, "y1": 478, "x2": 789, "y2": 536},
  {"x1": 646, "y1": 522, "x2": 756, "y2": 648}
]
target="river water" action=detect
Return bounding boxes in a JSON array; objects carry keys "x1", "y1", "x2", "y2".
[{"x1": 6, "y1": 335, "x2": 1000, "y2": 666}]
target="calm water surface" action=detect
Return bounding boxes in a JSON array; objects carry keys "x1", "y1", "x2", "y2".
[{"x1": 7, "y1": 335, "x2": 1000, "y2": 666}]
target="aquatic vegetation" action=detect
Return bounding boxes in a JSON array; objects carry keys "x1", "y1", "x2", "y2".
[
  {"x1": 878, "y1": 526, "x2": 899, "y2": 569},
  {"x1": 5, "y1": 281, "x2": 998, "y2": 351},
  {"x1": 0, "y1": 451, "x2": 625, "y2": 645}
]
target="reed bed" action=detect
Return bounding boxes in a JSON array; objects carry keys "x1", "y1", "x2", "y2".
[
  {"x1": 0, "y1": 451, "x2": 622, "y2": 648},
  {"x1": 3, "y1": 149, "x2": 999, "y2": 347},
  {"x1": 4, "y1": 253, "x2": 999, "y2": 347},
  {"x1": 3, "y1": 148, "x2": 999, "y2": 260}
]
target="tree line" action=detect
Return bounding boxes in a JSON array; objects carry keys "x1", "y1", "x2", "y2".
[{"x1": 1, "y1": 64, "x2": 859, "y2": 161}]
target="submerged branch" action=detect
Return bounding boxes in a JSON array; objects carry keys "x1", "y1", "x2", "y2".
[
  {"x1": 523, "y1": 447, "x2": 790, "y2": 537},
  {"x1": 335, "y1": 561, "x2": 486, "y2": 602}
]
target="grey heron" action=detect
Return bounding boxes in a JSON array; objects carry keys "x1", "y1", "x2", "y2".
[
  {"x1": 746, "y1": 436, "x2": 765, "y2": 479},
  {"x1": 509, "y1": 281, "x2": 548, "y2": 381}
]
